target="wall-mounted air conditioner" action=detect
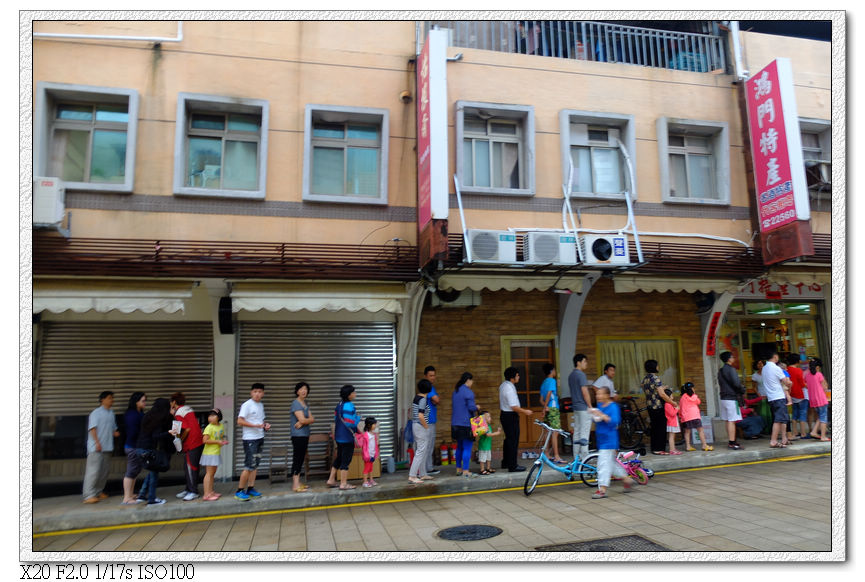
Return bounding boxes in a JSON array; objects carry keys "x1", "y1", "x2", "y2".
[
  {"x1": 524, "y1": 231, "x2": 578, "y2": 265},
  {"x1": 33, "y1": 177, "x2": 65, "y2": 226},
  {"x1": 465, "y1": 229, "x2": 517, "y2": 263},
  {"x1": 581, "y1": 234, "x2": 631, "y2": 266},
  {"x1": 429, "y1": 289, "x2": 482, "y2": 309}
]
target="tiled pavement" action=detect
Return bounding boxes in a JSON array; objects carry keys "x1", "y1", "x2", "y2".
[{"x1": 30, "y1": 451, "x2": 835, "y2": 555}]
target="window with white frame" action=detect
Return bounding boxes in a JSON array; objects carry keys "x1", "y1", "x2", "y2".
[
  {"x1": 657, "y1": 117, "x2": 729, "y2": 205},
  {"x1": 559, "y1": 110, "x2": 635, "y2": 199},
  {"x1": 173, "y1": 93, "x2": 268, "y2": 199},
  {"x1": 35, "y1": 83, "x2": 139, "y2": 193},
  {"x1": 799, "y1": 119, "x2": 831, "y2": 194},
  {"x1": 456, "y1": 101, "x2": 534, "y2": 196},
  {"x1": 303, "y1": 105, "x2": 389, "y2": 205}
]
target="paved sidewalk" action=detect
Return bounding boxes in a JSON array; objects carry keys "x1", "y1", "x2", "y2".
[{"x1": 31, "y1": 439, "x2": 831, "y2": 534}]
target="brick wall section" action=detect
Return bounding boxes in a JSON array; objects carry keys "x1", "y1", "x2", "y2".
[{"x1": 414, "y1": 279, "x2": 707, "y2": 449}]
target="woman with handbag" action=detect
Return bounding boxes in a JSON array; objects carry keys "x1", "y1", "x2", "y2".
[
  {"x1": 136, "y1": 398, "x2": 176, "y2": 505},
  {"x1": 326, "y1": 385, "x2": 361, "y2": 491},
  {"x1": 640, "y1": 359, "x2": 677, "y2": 455},
  {"x1": 450, "y1": 372, "x2": 478, "y2": 477}
]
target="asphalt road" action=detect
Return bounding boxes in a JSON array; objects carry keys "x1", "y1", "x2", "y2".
[{"x1": 33, "y1": 455, "x2": 832, "y2": 554}]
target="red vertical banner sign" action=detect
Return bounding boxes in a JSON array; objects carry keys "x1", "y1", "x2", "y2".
[
  {"x1": 416, "y1": 30, "x2": 449, "y2": 267},
  {"x1": 416, "y1": 38, "x2": 432, "y2": 231},
  {"x1": 743, "y1": 58, "x2": 813, "y2": 264}
]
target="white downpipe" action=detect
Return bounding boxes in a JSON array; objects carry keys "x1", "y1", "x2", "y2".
[
  {"x1": 453, "y1": 174, "x2": 471, "y2": 263},
  {"x1": 728, "y1": 21, "x2": 749, "y2": 80},
  {"x1": 34, "y1": 21, "x2": 184, "y2": 43},
  {"x1": 616, "y1": 138, "x2": 644, "y2": 263}
]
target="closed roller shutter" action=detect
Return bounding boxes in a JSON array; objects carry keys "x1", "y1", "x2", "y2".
[
  {"x1": 36, "y1": 322, "x2": 215, "y2": 415},
  {"x1": 235, "y1": 321, "x2": 396, "y2": 475}
]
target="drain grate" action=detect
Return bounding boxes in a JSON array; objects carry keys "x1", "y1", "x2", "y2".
[
  {"x1": 437, "y1": 525, "x2": 503, "y2": 541},
  {"x1": 537, "y1": 535, "x2": 668, "y2": 552}
]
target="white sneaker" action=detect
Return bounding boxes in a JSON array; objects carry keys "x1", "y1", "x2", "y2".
[
  {"x1": 176, "y1": 490, "x2": 189, "y2": 499},
  {"x1": 183, "y1": 492, "x2": 199, "y2": 501},
  {"x1": 147, "y1": 498, "x2": 166, "y2": 505}
]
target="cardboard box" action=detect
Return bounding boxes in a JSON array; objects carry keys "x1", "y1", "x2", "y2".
[{"x1": 347, "y1": 448, "x2": 381, "y2": 480}]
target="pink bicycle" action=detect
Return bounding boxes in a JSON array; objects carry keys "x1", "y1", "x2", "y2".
[{"x1": 616, "y1": 450, "x2": 650, "y2": 485}]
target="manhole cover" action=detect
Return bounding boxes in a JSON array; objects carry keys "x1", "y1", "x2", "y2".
[
  {"x1": 437, "y1": 525, "x2": 503, "y2": 541},
  {"x1": 537, "y1": 535, "x2": 668, "y2": 552}
]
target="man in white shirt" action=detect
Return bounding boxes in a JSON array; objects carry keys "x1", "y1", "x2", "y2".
[
  {"x1": 499, "y1": 367, "x2": 534, "y2": 472},
  {"x1": 762, "y1": 351, "x2": 792, "y2": 448},
  {"x1": 593, "y1": 363, "x2": 618, "y2": 401}
]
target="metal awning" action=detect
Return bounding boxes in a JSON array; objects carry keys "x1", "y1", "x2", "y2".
[
  {"x1": 612, "y1": 275, "x2": 743, "y2": 294},
  {"x1": 230, "y1": 282, "x2": 409, "y2": 314},
  {"x1": 33, "y1": 279, "x2": 195, "y2": 314},
  {"x1": 436, "y1": 273, "x2": 584, "y2": 293}
]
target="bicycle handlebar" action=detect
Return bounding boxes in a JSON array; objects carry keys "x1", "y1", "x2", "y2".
[{"x1": 533, "y1": 419, "x2": 571, "y2": 438}]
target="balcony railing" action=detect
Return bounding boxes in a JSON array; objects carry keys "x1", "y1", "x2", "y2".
[{"x1": 423, "y1": 20, "x2": 727, "y2": 73}]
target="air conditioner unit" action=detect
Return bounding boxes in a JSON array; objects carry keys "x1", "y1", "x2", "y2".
[
  {"x1": 581, "y1": 234, "x2": 631, "y2": 267},
  {"x1": 465, "y1": 229, "x2": 516, "y2": 263},
  {"x1": 429, "y1": 289, "x2": 482, "y2": 309},
  {"x1": 33, "y1": 177, "x2": 65, "y2": 226},
  {"x1": 524, "y1": 231, "x2": 578, "y2": 265}
]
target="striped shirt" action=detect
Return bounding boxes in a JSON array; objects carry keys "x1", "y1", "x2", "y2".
[{"x1": 411, "y1": 394, "x2": 429, "y2": 424}]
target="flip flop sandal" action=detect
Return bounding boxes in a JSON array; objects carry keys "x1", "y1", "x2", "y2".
[
  {"x1": 480, "y1": 470, "x2": 490, "y2": 475},
  {"x1": 685, "y1": 447, "x2": 697, "y2": 451},
  {"x1": 652, "y1": 451, "x2": 669, "y2": 455},
  {"x1": 339, "y1": 484, "x2": 356, "y2": 490},
  {"x1": 669, "y1": 450, "x2": 683, "y2": 455},
  {"x1": 702, "y1": 446, "x2": 714, "y2": 451},
  {"x1": 488, "y1": 469, "x2": 496, "y2": 473}
]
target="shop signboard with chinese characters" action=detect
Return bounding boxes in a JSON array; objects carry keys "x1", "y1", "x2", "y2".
[
  {"x1": 738, "y1": 277, "x2": 824, "y2": 301},
  {"x1": 744, "y1": 58, "x2": 813, "y2": 265},
  {"x1": 416, "y1": 29, "x2": 449, "y2": 267}
]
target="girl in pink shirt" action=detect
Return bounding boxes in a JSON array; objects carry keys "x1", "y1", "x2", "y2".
[
  {"x1": 679, "y1": 382, "x2": 713, "y2": 451},
  {"x1": 663, "y1": 389, "x2": 682, "y2": 455},
  {"x1": 805, "y1": 359, "x2": 830, "y2": 441}
]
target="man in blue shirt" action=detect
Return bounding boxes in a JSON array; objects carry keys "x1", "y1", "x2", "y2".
[
  {"x1": 590, "y1": 386, "x2": 634, "y2": 499},
  {"x1": 423, "y1": 365, "x2": 441, "y2": 475}
]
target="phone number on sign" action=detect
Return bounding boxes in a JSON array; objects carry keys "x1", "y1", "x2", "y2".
[
  {"x1": 21, "y1": 564, "x2": 194, "y2": 581},
  {"x1": 762, "y1": 209, "x2": 796, "y2": 230}
]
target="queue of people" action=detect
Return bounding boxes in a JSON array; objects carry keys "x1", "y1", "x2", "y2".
[{"x1": 82, "y1": 352, "x2": 829, "y2": 505}]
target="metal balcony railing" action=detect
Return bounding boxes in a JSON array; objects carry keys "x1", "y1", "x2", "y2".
[{"x1": 423, "y1": 20, "x2": 727, "y2": 73}]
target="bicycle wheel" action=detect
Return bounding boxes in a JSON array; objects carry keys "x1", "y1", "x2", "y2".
[
  {"x1": 632, "y1": 467, "x2": 649, "y2": 485},
  {"x1": 580, "y1": 454, "x2": 599, "y2": 487},
  {"x1": 523, "y1": 462, "x2": 543, "y2": 496},
  {"x1": 619, "y1": 413, "x2": 642, "y2": 449}
]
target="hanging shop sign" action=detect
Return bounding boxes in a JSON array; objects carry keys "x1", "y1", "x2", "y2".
[
  {"x1": 744, "y1": 58, "x2": 813, "y2": 265},
  {"x1": 417, "y1": 29, "x2": 449, "y2": 267},
  {"x1": 738, "y1": 278, "x2": 824, "y2": 301}
]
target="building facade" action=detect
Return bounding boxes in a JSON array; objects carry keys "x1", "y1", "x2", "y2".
[{"x1": 30, "y1": 19, "x2": 834, "y2": 485}]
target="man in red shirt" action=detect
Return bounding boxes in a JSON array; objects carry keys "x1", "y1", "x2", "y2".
[
  {"x1": 786, "y1": 354, "x2": 810, "y2": 439},
  {"x1": 170, "y1": 392, "x2": 204, "y2": 501}
]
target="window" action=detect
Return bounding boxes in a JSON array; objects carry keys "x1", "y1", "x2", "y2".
[
  {"x1": 35, "y1": 83, "x2": 139, "y2": 193},
  {"x1": 657, "y1": 117, "x2": 729, "y2": 205},
  {"x1": 456, "y1": 101, "x2": 534, "y2": 196},
  {"x1": 303, "y1": 105, "x2": 389, "y2": 205},
  {"x1": 560, "y1": 110, "x2": 635, "y2": 199},
  {"x1": 799, "y1": 119, "x2": 831, "y2": 196},
  {"x1": 598, "y1": 338, "x2": 682, "y2": 398},
  {"x1": 173, "y1": 93, "x2": 269, "y2": 199}
]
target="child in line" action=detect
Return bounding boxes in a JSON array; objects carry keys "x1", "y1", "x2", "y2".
[
  {"x1": 589, "y1": 386, "x2": 634, "y2": 499},
  {"x1": 355, "y1": 416, "x2": 380, "y2": 487},
  {"x1": 678, "y1": 382, "x2": 713, "y2": 451},
  {"x1": 476, "y1": 410, "x2": 502, "y2": 475},
  {"x1": 201, "y1": 408, "x2": 229, "y2": 501},
  {"x1": 806, "y1": 358, "x2": 831, "y2": 441},
  {"x1": 664, "y1": 388, "x2": 682, "y2": 455}
]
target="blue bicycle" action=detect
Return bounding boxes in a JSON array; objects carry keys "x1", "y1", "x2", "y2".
[{"x1": 523, "y1": 419, "x2": 599, "y2": 495}]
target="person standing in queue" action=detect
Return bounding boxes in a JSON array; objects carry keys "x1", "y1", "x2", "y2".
[
  {"x1": 290, "y1": 381, "x2": 315, "y2": 492},
  {"x1": 499, "y1": 367, "x2": 533, "y2": 472},
  {"x1": 422, "y1": 366, "x2": 441, "y2": 476},
  {"x1": 327, "y1": 384, "x2": 361, "y2": 490}
]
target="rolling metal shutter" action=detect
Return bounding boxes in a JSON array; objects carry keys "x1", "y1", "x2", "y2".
[
  {"x1": 234, "y1": 321, "x2": 396, "y2": 475},
  {"x1": 35, "y1": 322, "x2": 215, "y2": 416}
]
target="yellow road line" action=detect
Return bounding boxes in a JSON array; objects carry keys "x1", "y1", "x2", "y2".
[{"x1": 33, "y1": 453, "x2": 830, "y2": 539}]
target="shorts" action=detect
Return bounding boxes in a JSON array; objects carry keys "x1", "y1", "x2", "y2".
[
  {"x1": 681, "y1": 418, "x2": 702, "y2": 431},
  {"x1": 666, "y1": 425, "x2": 680, "y2": 433},
  {"x1": 792, "y1": 399, "x2": 809, "y2": 422},
  {"x1": 124, "y1": 447, "x2": 144, "y2": 479},
  {"x1": 719, "y1": 399, "x2": 742, "y2": 422},
  {"x1": 814, "y1": 404, "x2": 828, "y2": 424},
  {"x1": 200, "y1": 454, "x2": 221, "y2": 467},
  {"x1": 544, "y1": 407, "x2": 561, "y2": 430},
  {"x1": 242, "y1": 438, "x2": 264, "y2": 471},
  {"x1": 769, "y1": 399, "x2": 790, "y2": 424},
  {"x1": 332, "y1": 441, "x2": 354, "y2": 471},
  {"x1": 477, "y1": 449, "x2": 491, "y2": 463}
]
